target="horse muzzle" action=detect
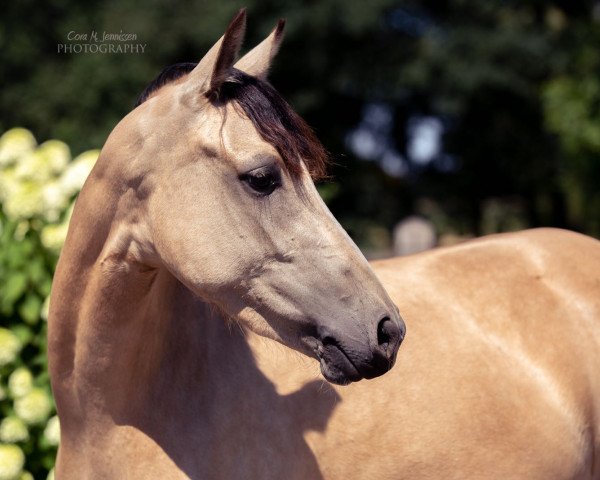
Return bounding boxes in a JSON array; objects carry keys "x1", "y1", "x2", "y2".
[{"x1": 315, "y1": 315, "x2": 405, "y2": 385}]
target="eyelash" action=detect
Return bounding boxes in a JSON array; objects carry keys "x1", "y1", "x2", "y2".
[{"x1": 240, "y1": 167, "x2": 281, "y2": 196}]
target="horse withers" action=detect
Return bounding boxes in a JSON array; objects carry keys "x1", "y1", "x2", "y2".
[{"x1": 48, "y1": 10, "x2": 600, "y2": 479}]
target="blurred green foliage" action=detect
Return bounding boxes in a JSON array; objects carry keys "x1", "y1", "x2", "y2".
[
  {"x1": 542, "y1": 30, "x2": 600, "y2": 235},
  {"x1": 0, "y1": 129, "x2": 98, "y2": 479},
  {"x1": 1, "y1": 0, "x2": 599, "y2": 246}
]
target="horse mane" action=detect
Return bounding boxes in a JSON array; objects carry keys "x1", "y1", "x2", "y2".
[
  {"x1": 135, "y1": 63, "x2": 329, "y2": 180},
  {"x1": 135, "y1": 62, "x2": 198, "y2": 106}
]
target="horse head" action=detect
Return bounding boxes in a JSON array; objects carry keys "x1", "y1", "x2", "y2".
[{"x1": 98, "y1": 9, "x2": 405, "y2": 385}]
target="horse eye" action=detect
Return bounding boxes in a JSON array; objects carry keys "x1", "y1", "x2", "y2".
[{"x1": 241, "y1": 167, "x2": 281, "y2": 196}]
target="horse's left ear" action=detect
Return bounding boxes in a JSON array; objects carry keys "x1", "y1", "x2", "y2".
[
  {"x1": 186, "y1": 9, "x2": 247, "y2": 99},
  {"x1": 235, "y1": 19, "x2": 286, "y2": 80}
]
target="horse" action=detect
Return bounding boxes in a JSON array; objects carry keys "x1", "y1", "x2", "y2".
[{"x1": 48, "y1": 10, "x2": 600, "y2": 479}]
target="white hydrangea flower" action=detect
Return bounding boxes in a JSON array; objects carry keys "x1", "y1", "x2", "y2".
[
  {"x1": 13, "y1": 222, "x2": 29, "y2": 242},
  {"x1": 14, "y1": 388, "x2": 53, "y2": 425},
  {"x1": 43, "y1": 416, "x2": 61, "y2": 446},
  {"x1": 41, "y1": 197, "x2": 75, "y2": 252},
  {"x1": 19, "y1": 472, "x2": 34, "y2": 480},
  {"x1": 0, "y1": 416, "x2": 29, "y2": 443},
  {"x1": 41, "y1": 181, "x2": 70, "y2": 223},
  {"x1": 46, "y1": 469, "x2": 54, "y2": 480},
  {"x1": 59, "y1": 149, "x2": 99, "y2": 197},
  {"x1": 7, "y1": 368, "x2": 33, "y2": 398},
  {"x1": 0, "y1": 128, "x2": 36, "y2": 168},
  {"x1": 0, "y1": 167, "x2": 19, "y2": 203},
  {"x1": 0, "y1": 444, "x2": 25, "y2": 480},
  {"x1": 41, "y1": 222, "x2": 70, "y2": 252},
  {"x1": 0, "y1": 329, "x2": 21, "y2": 367},
  {"x1": 73, "y1": 149, "x2": 100, "y2": 167},
  {"x1": 40, "y1": 295, "x2": 51, "y2": 321},
  {"x1": 3, "y1": 180, "x2": 45, "y2": 221},
  {"x1": 13, "y1": 150, "x2": 54, "y2": 184},
  {"x1": 37, "y1": 140, "x2": 70, "y2": 175}
]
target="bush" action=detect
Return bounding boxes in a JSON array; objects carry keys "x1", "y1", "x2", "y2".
[{"x1": 0, "y1": 128, "x2": 98, "y2": 479}]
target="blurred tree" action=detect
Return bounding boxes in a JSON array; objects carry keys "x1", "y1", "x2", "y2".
[
  {"x1": 542, "y1": 23, "x2": 600, "y2": 236},
  {"x1": 1, "y1": 0, "x2": 599, "y2": 248}
]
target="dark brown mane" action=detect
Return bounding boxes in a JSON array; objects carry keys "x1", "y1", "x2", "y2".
[
  {"x1": 135, "y1": 63, "x2": 197, "y2": 107},
  {"x1": 136, "y1": 64, "x2": 329, "y2": 180}
]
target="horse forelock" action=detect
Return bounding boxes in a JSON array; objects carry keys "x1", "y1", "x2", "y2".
[{"x1": 135, "y1": 64, "x2": 329, "y2": 180}]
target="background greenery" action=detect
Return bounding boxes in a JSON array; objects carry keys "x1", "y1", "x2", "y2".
[
  {"x1": 0, "y1": 128, "x2": 97, "y2": 479},
  {"x1": 0, "y1": 0, "x2": 599, "y2": 477}
]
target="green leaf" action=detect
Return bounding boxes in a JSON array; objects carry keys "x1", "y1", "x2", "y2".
[
  {"x1": 18, "y1": 294, "x2": 42, "y2": 325},
  {"x1": 11, "y1": 325, "x2": 34, "y2": 346},
  {"x1": 26, "y1": 258, "x2": 46, "y2": 285},
  {"x1": 1, "y1": 271, "x2": 28, "y2": 313}
]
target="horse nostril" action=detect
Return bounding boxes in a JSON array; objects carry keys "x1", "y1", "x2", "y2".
[{"x1": 377, "y1": 317, "x2": 400, "y2": 357}]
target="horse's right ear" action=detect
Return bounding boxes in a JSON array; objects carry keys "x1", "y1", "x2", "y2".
[{"x1": 186, "y1": 9, "x2": 247, "y2": 100}]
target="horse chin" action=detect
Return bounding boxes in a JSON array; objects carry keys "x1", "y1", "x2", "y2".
[{"x1": 319, "y1": 355, "x2": 363, "y2": 386}]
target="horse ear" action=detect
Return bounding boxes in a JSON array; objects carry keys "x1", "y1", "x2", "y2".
[
  {"x1": 235, "y1": 19, "x2": 285, "y2": 80},
  {"x1": 187, "y1": 9, "x2": 247, "y2": 98}
]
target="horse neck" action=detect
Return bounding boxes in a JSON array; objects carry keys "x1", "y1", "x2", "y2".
[{"x1": 49, "y1": 173, "x2": 244, "y2": 430}]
